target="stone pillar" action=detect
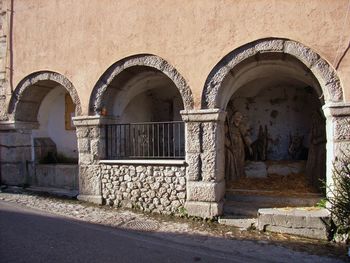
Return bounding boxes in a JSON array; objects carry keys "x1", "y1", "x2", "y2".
[
  {"x1": 72, "y1": 116, "x2": 118, "y2": 204},
  {"x1": 181, "y1": 109, "x2": 226, "y2": 218},
  {"x1": 0, "y1": 121, "x2": 38, "y2": 186},
  {"x1": 323, "y1": 103, "x2": 350, "y2": 192}
]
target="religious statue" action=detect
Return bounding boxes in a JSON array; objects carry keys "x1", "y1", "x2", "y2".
[
  {"x1": 306, "y1": 110, "x2": 326, "y2": 190},
  {"x1": 225, "y1": 111, "x2": 252, "y2": 181}
]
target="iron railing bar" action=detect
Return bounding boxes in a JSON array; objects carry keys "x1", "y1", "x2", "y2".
[
  {"x1": 167, "y1": 123, "x2": 170, "y2": 157},
  {"x1": 157, "y1": 124, "x2": 160, "y2": 158},
  {"x1": 162, "y1": 123, "x2": 165, "y2": 157},
  {"x1": 147, "y1": 124, "x2": 150, "y2": 157},
  {"x1": 173, "y1": 122, "x2": 175, "y2": 158},
  {"x1": 152, "y1": 125, "x2": 154, "y2": 157},
  {"x1": 105, "y1": 121, "x2": 185, "y2": 160},
  {"x1": 105, "y1": 125, "x2": 109, "y2": 158},
  {"x1": 178, "y1": 123, "x2": 180, "y2": 157}
]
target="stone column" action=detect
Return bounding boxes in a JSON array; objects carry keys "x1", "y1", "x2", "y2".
[
  {"x1": 323, "y1": 103, "x2": 350, "y2": 192},
  {"x1": 72, "y1": 116, "x2": 118, "y2": 204},
  {"x1": 0, "y1": 121, "x2": 38, "y2": 186},
  {"x1": 181, "y1": 109, "x2": 226, "y2": 218}
]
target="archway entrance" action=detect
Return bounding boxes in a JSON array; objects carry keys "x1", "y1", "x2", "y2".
[
  {"x1": 7, "y1": 72, "x2": 81, "y2": 192},
  {"x1": 102, "y1": 66, "x2": 185, "y2": 160},
  {"x1": 83, "y1": 54, "x2": 193, "y2": 211},
  {"x1": 201, "y1": 38, "x2": 344, "y2": 217},
  {"x1": 223, "y1": 54, "x2": 326, "y2": 216}
]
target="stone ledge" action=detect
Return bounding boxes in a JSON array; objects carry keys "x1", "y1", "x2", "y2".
[
  {"x1": 99, "y1": 159, "x2": 186, "y2": 166},
  {"x1": 72, "y1": 116, "x2": 119, "y2": 126},
  {"x1": 0, "y1": 121, "x2": 39, "y2": 130},
  {"x1": 181, "y1": 109, "x2": 226, "y2": 122},
  {"x1": 323, "y1": 102, "x2": 350, "y2": 117}
]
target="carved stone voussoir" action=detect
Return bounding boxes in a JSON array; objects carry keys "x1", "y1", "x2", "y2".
[{"x1": 90, "y1": 55, "x2": 194, "y2": 115}]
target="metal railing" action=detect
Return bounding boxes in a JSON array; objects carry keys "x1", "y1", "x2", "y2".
[{"x1": 105, "y1": 121, "x2": 185, "y2": 159}]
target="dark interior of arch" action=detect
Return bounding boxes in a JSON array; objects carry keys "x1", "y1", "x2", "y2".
[
  {"x1": 223, "y1": 52, "x2": 326, "y2": 193},
  {"x1": 14, "y1": 80, "x2": 63, "y2": 122},
  {"x1": 101, "y1": 66, "x2": 184, "y2": 122}
]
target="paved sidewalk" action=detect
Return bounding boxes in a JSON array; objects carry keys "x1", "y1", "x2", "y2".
[{"x1": 0, "y1": 190, "x2": 347, "y2": 262}]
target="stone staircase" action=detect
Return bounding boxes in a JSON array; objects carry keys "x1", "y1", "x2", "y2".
[{"x1": 223, "y1": 189, "x2": 323, "y2": 218}]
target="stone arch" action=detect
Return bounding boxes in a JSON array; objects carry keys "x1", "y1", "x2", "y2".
[
  {"x1": 202, "y1": 38, "x2": 344, "y2": 109},
  {"x1": 89, "y1": 54, "x2": 194, "y2": 115},
  {"x1": 8, "y1": 71, "x2": 82, "y2": 122}
]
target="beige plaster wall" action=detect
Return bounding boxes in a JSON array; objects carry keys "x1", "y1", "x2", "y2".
[{"x1": 7, "y1": 0, "x2": 350, "y2": 112}]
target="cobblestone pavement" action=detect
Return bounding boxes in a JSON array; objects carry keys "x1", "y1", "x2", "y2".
[{"x1": 0, "y1": 189, "x2": 347, "y2": 262}]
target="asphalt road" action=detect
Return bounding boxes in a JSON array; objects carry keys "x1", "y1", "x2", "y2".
[{"x1": 0, "y1": 200, "x2": 342, "y2": 263}]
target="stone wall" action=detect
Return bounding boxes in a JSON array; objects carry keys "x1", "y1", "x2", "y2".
[
  {"x1": 0, "y1": 128, "x2": 32, "y2": 186},
  {"x1": 101, "y1": 164, "x2": 186, "y2": 215}
]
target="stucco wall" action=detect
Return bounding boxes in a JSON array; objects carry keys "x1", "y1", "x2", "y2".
[
  {"x1": 32, "y1": 87, "x2": 78, "y2": 158},
  {"x1": 4, "y1": 0, "x2": 350, "y2": 112}
]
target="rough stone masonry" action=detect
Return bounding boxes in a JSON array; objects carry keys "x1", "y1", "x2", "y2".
[{"x1": 101, "y1": 164, "x2": 186, "y2": 215}]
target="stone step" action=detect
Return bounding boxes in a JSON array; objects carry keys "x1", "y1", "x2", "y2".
[
  {"x1": 223, "y1": 194, "x2": 322, "y2": 218},
  {"x1": 218, "y1": 216, "x2": 257, "y2": 230},
  {"x1": 226, "y1": 189, "x2": 322, "y2": 207},
  {"x1": 224, "y1": 201, "x2": 263, "y2": 217},
  {"x1": 258, "y1": 207, "x2": 330, "y2": 240}
]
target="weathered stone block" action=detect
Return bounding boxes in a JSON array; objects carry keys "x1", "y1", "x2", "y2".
[
  {"x1": 78, "y1": 153, "x2": 92, "y2": 165},
  {"x1": 202, "y1": 122, "x2": 216, "y2": 151},
  {"x1": 334, "y1": 117, "x2": 350, "y2": 141},
  {"x1": 258, "y1": 208, "x2": 330, "y2": 240},
  {"x1": 187, "y1": 181, "x2": 225, "y2": 202},
  {"x1": 33, "y1": 164, "x2": 78, "y2": 190},
  {"x1": 255, "y1": 39, "x2": 284, "y2": 53},
  {"x1": 79, "y1": 165, "x2": 101, "y2": 196},
  {"x1": 185, "y1": 201, "x2": 223, "y2": 218},
  {"x1": 201, "y1": 150, "x2": 225, "y2": 182},
  {"x1": 76, "y1": 127, "x2": 90, "y2": 139},
  {"x1": 185, "y1": 122, "x2": 200, "y2": 153},
  {"x1": 1, "y1": 163, "x2": 25, "y2": 185},
  {"x1": 77, "y1": 138, "x2": 90, "y2": 153},
  {"x1": 284, "y1": 40, "x2": 319, "y2": 68},
  {"x1": 186, "y1": 153, "x2": 201, "y2": 181}
]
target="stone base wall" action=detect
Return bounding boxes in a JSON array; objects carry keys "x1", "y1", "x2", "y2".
[
  {"x1": 30, "y1": 164, "x2": 79, "y2": 190},
  {"x1": 101, "y1": 164, "x2": 186, "y2": 215},
  {"x1": 0, "y1": 129, "x2": 32, "y2": 186}
]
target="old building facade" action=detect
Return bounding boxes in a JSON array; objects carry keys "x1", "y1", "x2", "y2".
[{"x1": 0, "y1": 0, "x2": 350, "y2": 218}]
